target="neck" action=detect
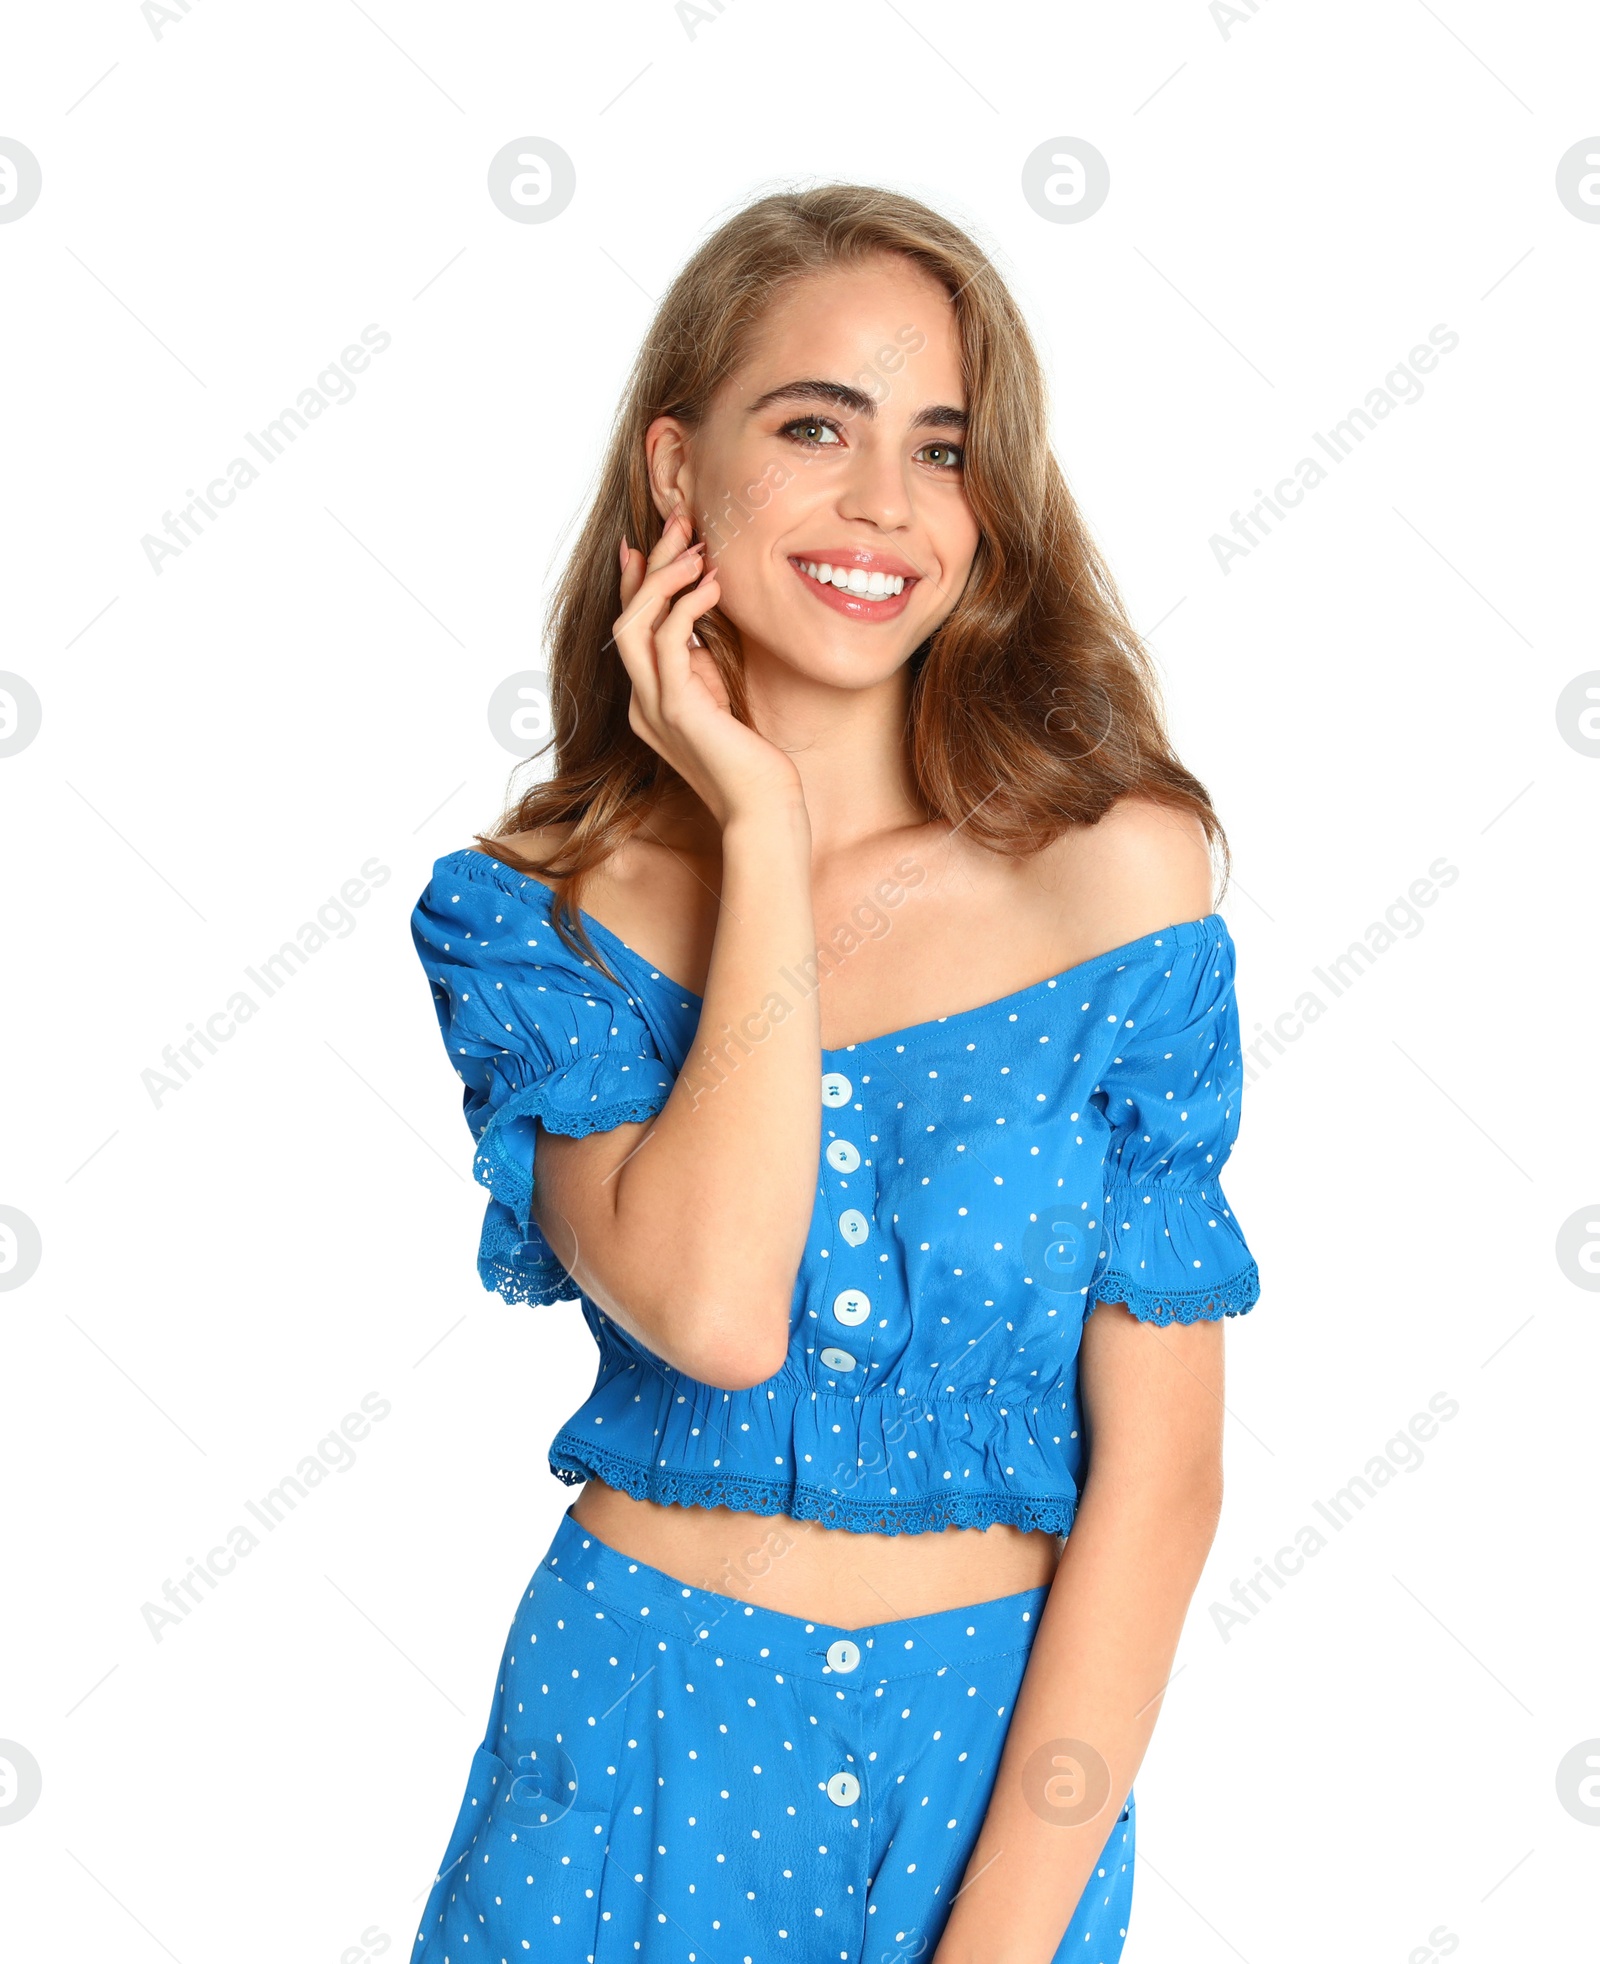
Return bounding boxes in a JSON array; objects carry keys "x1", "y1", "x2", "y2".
[{"x1": 736, "y1": 638, "x2": 928, "y2": 860}]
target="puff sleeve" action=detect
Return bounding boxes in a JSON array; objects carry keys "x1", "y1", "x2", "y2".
[
  {"x1": 411, "y1": 863, "x2": 677, "y2": 1306},
  {"x1": 1088, "y1": 918, "x2": 1261, "y2": 1325}
]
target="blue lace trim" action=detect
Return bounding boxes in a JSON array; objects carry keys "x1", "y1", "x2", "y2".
[
  {"x1": 470, "y1": 1079, "x2": 673, "y2": 1306},
  {"x1": 546, "y1": 1434, "x2": 1081, "y2": 1538},
  {"x1": 474, "y1": 1076, "x2": 673, "y2": 1221},
  {"x1": 475, "y1": 1210, "x2": 580, "y2": 1307},
  {"x1": 1093, "y1": 1259, "x2": 1261, "y2": 1325}
]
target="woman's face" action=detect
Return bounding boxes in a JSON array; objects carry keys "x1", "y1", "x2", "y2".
[{"x1": 648, "y1": 255, "x2": 981, "y2": 690}]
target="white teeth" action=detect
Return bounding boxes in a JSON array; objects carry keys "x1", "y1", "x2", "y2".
[{"x1": 798, "y1": 560, "x2": 906, "y2": 597}]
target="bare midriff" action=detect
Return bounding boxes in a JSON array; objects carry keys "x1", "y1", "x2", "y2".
[{"x1": 566, "y1": 1477, "x2": 1064, "y2": 1631}]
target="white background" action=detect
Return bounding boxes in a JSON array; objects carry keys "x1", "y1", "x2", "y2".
[{"x1": 2, "y1": 2, "x2": 1596, "y2": 1959}]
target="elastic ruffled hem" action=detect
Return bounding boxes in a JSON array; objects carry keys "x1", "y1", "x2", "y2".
[
  {"x1": 546, "y1": 1433, "x2": 1081, "y2": 1538},
  {"x1": 469, "y1": 1081, "x2": 668, "y2": 1311},
  {"x1": 475, "y1": 1204, "x2": 581, "y2": 1307},
  {"x1": 473, "y1": 1068, "x2": 674, "y2": 1223},
  {"x1": 1093, "y1": 1258, "x2": 1261, "y2": 1325},
  {"x1": 1092, "y1": 1175, "x2": 1260, "y2": 1325}
]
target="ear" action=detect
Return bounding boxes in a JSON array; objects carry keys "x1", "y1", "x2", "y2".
[{"x1": 643, "y1": 415, "x2": 696, "y2": 528}]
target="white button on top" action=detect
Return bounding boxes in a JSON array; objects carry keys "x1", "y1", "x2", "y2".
[
  {"x1": 825, "y1": 1138, "x2": 862, "y2": 1174},
  {"x1": 832, "y1": 1288, "x2": 871, "y2": 1327},
  {"x1": 827, "y1": 1638, "x2": 861, "y2": 1673},
  {"x1": 827, "y1": 1771, "x2": 861, "y2": 1807},
  {"x1": 838, "y1": 1209, "x2": 870, "y2": 1246},
  {"x1": 819, "y1": 1347, "x2": 857, "y2": 1372},
  {"x1": 821, "y1": 1072, "x2": 853, "y2": 1107}
]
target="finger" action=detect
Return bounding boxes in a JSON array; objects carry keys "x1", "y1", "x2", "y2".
[
  {"x1": 619, "y1": 538, "x2": 646, "y2": 611},
  {"x1": 617, "y1": 548, "x2": 704, "y2": 653},
  {"x1": 612, "y1": 548, "x2": 709, "y2": 731},
  {"x1": 620, "y1": 515, "x2": 687, "y2": 612},
  {"x1": 614, "y1": 543, "x2": 705, "y2": 648},
  {"x1": 644, "y1": 509, "x2": 691, "y2": 572},
  {"x1": 651, "y1": 570, "x2": 720, "y2": 705}
]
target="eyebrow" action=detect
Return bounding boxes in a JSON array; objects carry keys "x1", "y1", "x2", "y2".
[{"x1": 745, "y1": 378, "x2": 967, "y2": 432}]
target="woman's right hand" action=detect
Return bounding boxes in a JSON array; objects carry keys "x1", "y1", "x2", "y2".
[{"x1": 614, "y1": 509, "x2": 805, "y2": 827}]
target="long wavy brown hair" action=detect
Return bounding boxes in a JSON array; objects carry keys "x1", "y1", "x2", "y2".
[{"x1": 476, "y1": 181, "x2": 1228, "y2": 979}]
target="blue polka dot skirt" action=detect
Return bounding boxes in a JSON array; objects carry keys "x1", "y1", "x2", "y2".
[{"x1": 412, "y1": 1503, "x2": 1134, "y2": 1961}]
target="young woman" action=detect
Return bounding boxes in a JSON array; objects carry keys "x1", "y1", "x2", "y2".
[{"x1": 409, "y1": 183, "x2": 1261, "y2": 1964}]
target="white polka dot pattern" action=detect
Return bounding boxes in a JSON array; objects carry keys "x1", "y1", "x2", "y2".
[
  {"x1": 411, "y1": 1506, "x2": 1136, "y2": 1962},
  {"x1": 412, "y1": 850, "x2": 1261, "y2": 1541}
]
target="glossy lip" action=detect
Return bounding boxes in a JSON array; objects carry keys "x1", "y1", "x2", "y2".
[
  {"x1": 788, "y1": 551, "x2": 922, "y2": 621},
  {"x1": 792, "y1": 546, "x2": 922, "y2": 578}
]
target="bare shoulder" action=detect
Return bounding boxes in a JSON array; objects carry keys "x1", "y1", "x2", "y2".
[
  {"x1": 478, "y1": 820, "x2": 678, "y2": 918},
  {"x1": 479, "y1": 821, "x2": 578, "y2": 865},
  {"x1": 484, "y1": 820, "x2": 719, "y2": 987},
  {"x1": 1031, "y1": 795, "x2": 1216, "y2": 952},
  {"x1": 1085, "y1": 795, "x2": 1213, "y2": 898}
]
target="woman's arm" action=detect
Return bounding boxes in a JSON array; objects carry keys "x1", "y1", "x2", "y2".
[
  {"x1": 930, "y1": 1303, "x2": 1227, "y2": 1964},
  {"x1": 531, "y1": 514, "x2": 824, "y2": 1393},
  {"x1": 536, "y1": 799, "x2": 821, "y2": 1391}
]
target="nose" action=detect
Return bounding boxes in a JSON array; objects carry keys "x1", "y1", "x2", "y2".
[{"x1": 834, "y1": 425, "x2": 914, "y2": 534}]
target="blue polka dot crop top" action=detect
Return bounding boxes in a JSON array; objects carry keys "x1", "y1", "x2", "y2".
[{"x1": 412, "y1": 847, "x2": 1262, "y2": 1537}]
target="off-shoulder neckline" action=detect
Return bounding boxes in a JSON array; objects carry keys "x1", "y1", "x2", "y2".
[{"x1": 436, "y1": 847, "x2": 1229, "y2": 1057}]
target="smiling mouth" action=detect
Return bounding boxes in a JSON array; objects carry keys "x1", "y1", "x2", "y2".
[
  {"x1": 793, "y1": 557, "x2": 906, "y2": 593},
  {"x1": 794, "y1": 557, "x2": 909, "y2": 597},
  {"x1": 788, "y1": 557, "x2": 919, "y2": 610}
]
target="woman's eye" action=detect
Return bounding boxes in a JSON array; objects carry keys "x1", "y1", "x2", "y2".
[
  {"x1": 780, "y1": 416, "x2": 843, "y2": 447},
  {"x1": 916, "y1": 441, "x2": 964, "y2": 471}
]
